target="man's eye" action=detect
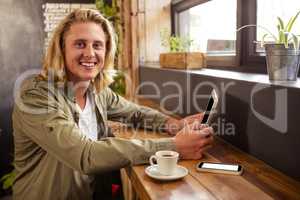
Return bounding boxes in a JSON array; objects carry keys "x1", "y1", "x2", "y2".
[
  {"x1": 75, "y1": 42, "x2": 85, "y2": 48},
  {"x1": 93, "y1": 43, "x2": 104, "y2": 50}
]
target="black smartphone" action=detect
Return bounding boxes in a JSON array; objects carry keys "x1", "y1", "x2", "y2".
[{"x1": 201, "y1": 89, "x2": 218, "y2": 124}]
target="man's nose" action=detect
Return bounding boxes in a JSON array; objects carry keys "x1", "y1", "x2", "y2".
[{"x1": 83, "y1": 45, "x2": 95, "y2": 57}]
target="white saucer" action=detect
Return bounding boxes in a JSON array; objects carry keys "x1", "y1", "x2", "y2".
[{"x1": 145, "y1": 165, "x2": 188, "y2": 181}]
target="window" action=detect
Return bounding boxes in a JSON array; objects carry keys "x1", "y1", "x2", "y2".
[
  {"x1": 256, "y1": 0, "x2": 300, "y2": 53},
  {"x1": 172, "y1": 0, "x2": 239, "y2": 66},
  {"x1": 178, "y1": 0, "x2": 236, "y2": 55},
  {"x1": 171, "y1": 0, "x2": 300, "y2": 71},
  {"x1": 172, "y1": 0, "x2": 238, "y2": 67}
]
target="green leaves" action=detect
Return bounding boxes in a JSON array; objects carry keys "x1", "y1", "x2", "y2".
[
  {"x1": 0, "y1": 171, "x2": 15, "y2": 190},
  {"x1": 275, "y1": 11, "x2": 300, "y2": 48},
  {"x1": 95, "y1": 0, "x2": 118, "y2": 20},
  {"x1": 277, "y1": 17, "x2": 285, "y2": 31},
  {"x1": 237, "y1": 10, "x2": 300, "y2": 49},
  {"x1": 160, "y1": 29, "x2": 193, "y2": 52},
  {"x1": 109, "y1": 70, "x2": 126, "y2": 96},
  {"x1": 286, "y1": 10, "x2": 300, "y2": 32}
]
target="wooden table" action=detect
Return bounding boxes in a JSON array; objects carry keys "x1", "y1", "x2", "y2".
[{"x1": 115, "y1": 128, "x2": 300, "y2": 200}]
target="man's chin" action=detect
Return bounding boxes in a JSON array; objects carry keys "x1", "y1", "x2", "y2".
[
  {"x1": 79, "y1": 72, "x2": 99, "y2": 80},
  {"x1": 69, "y1": 76, "x2": 96, "y2": 84},
  {"x1": 81, "y1": 76, "x2": 96, "y2": 82}
]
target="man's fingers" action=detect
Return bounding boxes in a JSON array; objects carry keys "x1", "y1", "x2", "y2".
[
  {"x1": 200, "y1": 124, "x2": 209, "y2": 129},
  {"x1": 189, "y1": 121, "x2": 201, "y2": 130},
  {"x1": 185, "y1": 121, "x2": 209, "y2": 130},
  {"x1": 178, "y1": 126, "x2": 213, "y2": 139},
  {"x1": 194, "y1": 135, "x2": 214, "y2": 152},
  {"x1": 175, "y1": 124, "x2": 214, "y2": 160},
  {"x1": 182, "y1": 112, "x2": 204, "y2": 125},
  {"x1": 192, "y1": 151, "x2": 203, "y2": 160},
  {"x1": 190, "y1": 113, "x2": 204, "y2": 119},
  {"x1": 197, "y1": 142, "x2": 213, "y2": 153},
  {"x1": 197, "y1": 127, "x2": 214, "y2": 138}
]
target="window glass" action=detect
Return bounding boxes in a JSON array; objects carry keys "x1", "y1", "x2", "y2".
[
  {"x1": 256, "y1": 0, "x2": 300, "y2": 52},
  {"x1": 178, "y1": 0, "x2": 237, "y2": 55}
]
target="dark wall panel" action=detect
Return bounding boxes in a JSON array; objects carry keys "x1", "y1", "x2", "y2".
[
  {"x1": 0, "y1": 0, "x2": 45, "y2": 178},
  {"x1": 0, "y1": 0, "x2": 97, "y2": 181}
]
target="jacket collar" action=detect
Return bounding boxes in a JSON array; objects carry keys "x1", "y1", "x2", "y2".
[{"x1": 62, "y1": 81, "x2": 97, "y2": 103}]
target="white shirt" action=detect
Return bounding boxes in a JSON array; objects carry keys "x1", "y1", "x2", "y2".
[
  {"x1": 74, "y1": 92, "x2": 98, "y2": 198},
  {"x1": 77, "y1": 93, "x2": 98, "y2": 141}
]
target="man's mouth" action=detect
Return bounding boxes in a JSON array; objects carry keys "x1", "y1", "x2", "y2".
[{"x1": 79, "y1": 62, "x2": 98, "y2": 69}]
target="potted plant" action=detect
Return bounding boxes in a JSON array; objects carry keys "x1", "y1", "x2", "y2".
[
  {"x1": 159, "y1": 29, "x2": 206, "y2": 69},
  {"x1": 238, "y1": 11, "x2": 300, "y2": 81}
]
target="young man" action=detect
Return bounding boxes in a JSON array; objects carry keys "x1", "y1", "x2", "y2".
[{"x1": 12, "y1": 9, "x2": 214, "y2": 200}]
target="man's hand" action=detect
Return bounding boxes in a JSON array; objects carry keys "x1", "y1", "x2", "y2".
[
  {"x1": 164, "y1": 113, "x2": 204, "y2": 135},
  {"x1": 181, "y1": 113, "x2": 204, "y2": 125},
  {"x1": 172, "y1": 122, "x2": 214, "y2": 160}
]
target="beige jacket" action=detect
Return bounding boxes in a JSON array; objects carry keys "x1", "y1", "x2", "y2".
[{"x1": 12, "y1": 77, "x2": 175, "y2": 200}]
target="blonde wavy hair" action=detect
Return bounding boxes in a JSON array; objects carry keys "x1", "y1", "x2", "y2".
[{"x1": 41, "y1": 8, "x2": 116, "y2": 91}]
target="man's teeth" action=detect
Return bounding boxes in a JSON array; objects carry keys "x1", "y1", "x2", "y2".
[{"x1": 81, "y1": 62, "x2": 96, "y2": 67}]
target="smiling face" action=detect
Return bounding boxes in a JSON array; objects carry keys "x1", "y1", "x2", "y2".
[{"x1": 64, "y1": 22, "x2": 106, "y2": 84}]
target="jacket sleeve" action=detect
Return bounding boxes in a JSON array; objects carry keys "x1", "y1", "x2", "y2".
[
  {"x1": 104, "y1": 87, "x2": 169, "y2": 131},
  {"x1": 13, "y1": 85, "x2": 176, "y2": 175}
]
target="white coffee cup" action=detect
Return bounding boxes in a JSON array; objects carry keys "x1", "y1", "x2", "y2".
[{"x1": 149, "y1": 150, "x2": 179, "y2": 176}]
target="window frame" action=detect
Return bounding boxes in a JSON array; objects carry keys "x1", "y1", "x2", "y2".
[
  {"x1": 240, "y1": 0, "x2": 265, "y2": 66},
  {"x1": 171, "y1": 0, "x2": 266, "y2": 70}
]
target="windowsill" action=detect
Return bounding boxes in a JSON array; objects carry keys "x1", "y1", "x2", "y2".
[{"x1": 140, "y1": 62, "x2": 300, "y2": 89}]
